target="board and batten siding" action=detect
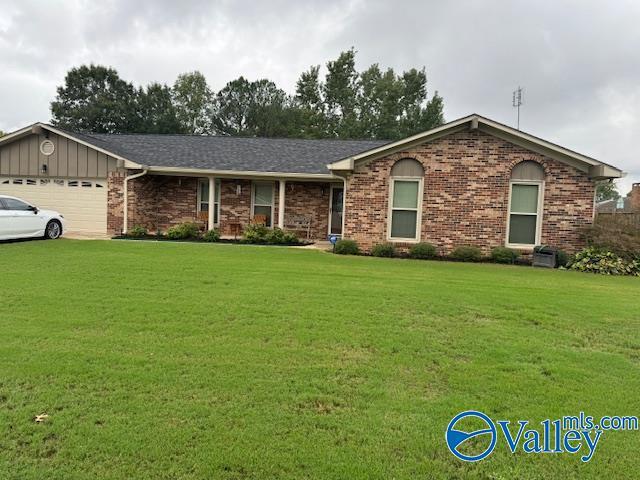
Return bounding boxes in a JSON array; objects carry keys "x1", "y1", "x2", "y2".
[{"x1": 0, "y1": 132, "x2": 121, "y2": 179}]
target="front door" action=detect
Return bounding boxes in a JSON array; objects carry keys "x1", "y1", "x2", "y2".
[{"x1": 329, "y1": 186, "x2": 344, "y2": 236}]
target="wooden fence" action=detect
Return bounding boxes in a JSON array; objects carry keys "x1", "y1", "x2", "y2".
[{"x1": 596, "y1": 212, "x2": 640, "y2": 226}]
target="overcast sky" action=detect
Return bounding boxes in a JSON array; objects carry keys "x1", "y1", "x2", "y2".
[{"x1": 1, "y1": 0, "x2": 638, "y2": 193}]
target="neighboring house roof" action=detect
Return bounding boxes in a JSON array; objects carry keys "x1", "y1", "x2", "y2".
[
  {"x1": 0, "y1": 115, "x2": 624, "y2": 179},
  {"x1": 327, "y1": 114, "x2": 624, "y2": 179}
]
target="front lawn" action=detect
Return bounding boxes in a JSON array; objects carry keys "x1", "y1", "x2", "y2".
[{"x1": 0, "y1": 240, "x2": 638, "y2": 479}]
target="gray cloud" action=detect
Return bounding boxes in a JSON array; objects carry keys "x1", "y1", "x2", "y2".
[{"x1": 0, "y1": 0, "x2": 637, "y2": 192}]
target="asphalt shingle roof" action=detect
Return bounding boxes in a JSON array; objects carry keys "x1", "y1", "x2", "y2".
[{"x1": 62, "y1": 129, "x2": 389, "y2": 175}]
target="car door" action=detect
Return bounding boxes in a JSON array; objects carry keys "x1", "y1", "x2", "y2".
[
  {"x1": 0, "y1": 199, "x2": 13, "y2": 239},
  {"x1": 1, "y1": 197, "x2": 45, "y2": 237}
]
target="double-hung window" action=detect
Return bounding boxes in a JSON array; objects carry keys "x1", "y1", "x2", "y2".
[
  {"x1": 198, "y1": 178, "x2": 221, "y2": 225},
  {"x1": 252, "y1": 182, "x2": 274, "y2": 227},
  {"x1": 388, "y1": 159, "x2": 424, "y2": 242},
  {"x1": 507, "y1": 161, "x2": 544, "y2": 247}
]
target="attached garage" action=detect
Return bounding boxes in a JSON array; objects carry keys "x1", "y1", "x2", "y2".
[
  {"x1": 0, "y1": 124, "x2": 125, "y2": 237},
  {"x1": 0, "y1": 177, "x2": 107, "y2": 235}
]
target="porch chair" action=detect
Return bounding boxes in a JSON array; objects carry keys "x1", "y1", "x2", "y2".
[
  {"x1": 252, "y1": 214, "x2": 268, "y2": 226},
  {"x1": 197, "y1": 211, "x2": 209, "y2": 231}
]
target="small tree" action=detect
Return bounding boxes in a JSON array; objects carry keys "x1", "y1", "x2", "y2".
[{"x1": 596, "y1": 182, "x2": 620, "y2": 202}]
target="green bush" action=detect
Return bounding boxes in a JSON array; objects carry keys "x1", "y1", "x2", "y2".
[
  {"x1": 265, "y1": 228, "x2": 300, "y2": 245},
  {"x1": 282, "y1": 231, "x2": 299, "y2": 244},
  {"x1": 202, "y1": 229, "x2": 220, "y2": 242},
  {"x1": 569, "y1": 247, "x2": 640, "y2": 276},
  {"x1": 408, "y1": 242, "x2": 437, "y2": 260},
  {"x1": 166, "y1": 222, "x2": 201, "y2": 240},
  {"x1": 371, "y1": 243, "x2": 395, "y2": 258},
  {"x1": 127, "y1": 225, "x2": 148, "y2": 238},
  {"x1": 334, "y1": 239, "x2": 360, "y2": 255},
  {"x1": 242, "y1": 223, "x2": 270, "y2": 243},
  {"x1": 450, "y1": 245, "x2": 482, "y2": 262},
  {"x1": 490, "y1": 246, "x2": 520, "y2": 264}
]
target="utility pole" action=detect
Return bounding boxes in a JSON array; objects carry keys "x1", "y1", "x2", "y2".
[{"x1": 512, "y1": 86, "x2": 523, "y2": 130}]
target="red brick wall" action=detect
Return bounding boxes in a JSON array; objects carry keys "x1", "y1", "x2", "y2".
[
  {"x1": 107, "y1": 174, "x2": 200, "y2": 235},
  {"x1": 218, "y1": 179, "x2": 252, "y2": 235},
  {"x1": 344, "y1": 129, "x2": 595, "y2": 254},
  {"x1": 283, "y1": 182, "x2": 331, "y2": 239},
  {"x1": 107, "y1": 174, "x2": 332, "y2": 239}
]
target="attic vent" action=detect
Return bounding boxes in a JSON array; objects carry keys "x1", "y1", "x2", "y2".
[{"x1": 40, "y1": 140, "x2": 55, "y2": 156}]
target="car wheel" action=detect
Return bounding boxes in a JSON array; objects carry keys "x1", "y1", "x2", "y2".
[{"x1": 45, "y1": 220, "x2": 62, "y2": 240}]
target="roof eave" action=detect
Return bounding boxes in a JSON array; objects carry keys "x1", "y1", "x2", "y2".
[{"x1": 146, "y1": 165, "x2": 339, "y2": 181}]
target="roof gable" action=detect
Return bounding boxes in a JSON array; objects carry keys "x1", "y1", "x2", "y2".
[{"x1": 326, "y1": 114, "x2": 624, "y2": 179}]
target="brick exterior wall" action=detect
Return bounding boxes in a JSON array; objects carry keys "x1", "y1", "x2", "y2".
[
  {"x1": 107, "y1": 174, "x2": 200, "y2": 235},
  {"x1": 107, "y1": 174, "x2": 333, "y2": 239},
  {"x1": 343, "y1": 129, "x2": 595, "y2": 254}
]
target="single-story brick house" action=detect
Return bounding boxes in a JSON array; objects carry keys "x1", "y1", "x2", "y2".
[{"x1": 0, "y1": 114, "x2": 623, "y2": 253}]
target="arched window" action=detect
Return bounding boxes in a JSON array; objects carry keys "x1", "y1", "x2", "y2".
[
  {"x1": 388, "y1": 159, "x2": 424, "y2": 241},
  {"x1": 507, "y1": 161, "x2": 544, "y2": 247}
]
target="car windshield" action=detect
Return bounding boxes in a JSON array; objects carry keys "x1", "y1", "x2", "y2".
[{"x1": 2, "y1": 198, "x2": 32, "y2": 211}]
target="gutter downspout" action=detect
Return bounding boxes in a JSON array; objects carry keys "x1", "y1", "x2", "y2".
[{"x1": 123, "y1": 168, "x2": 149, "y2": 234}]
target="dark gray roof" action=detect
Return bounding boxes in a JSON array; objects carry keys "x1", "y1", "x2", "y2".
[{"x1": 60, "y1": 128, "x2": 389, "y2": 175}]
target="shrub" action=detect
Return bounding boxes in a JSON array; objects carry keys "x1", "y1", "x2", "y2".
[
  {"x1": 166, "y1": 222, "x2": 201, "y2": 240},
  {"x1": 282, "y1": 231, "x2": 299, "y2": 244},
  {"x1": 490, "y1": 246, "x2": 520, "y2": 264},
  {"x1": 264, "y1": 228, "x2": 300, "y2": 245},
  {"x1": 202, "y1": 229, "x2": 220, "y2": 242},
  {"x1": 450, "y1": 245, "x2": 482, "y2": 262},
  {"x1": 570, "y1": 247, "x2": 640, "y2": 276},
  {"x1": 409, "y1": 242, "x2": 437, "y2": 260},
  {"x1": 334, "y1": 239, "x2": 360, "y2": 255},
  {"x1": 127, "y1": 225, "x2": 147, "y2": 238},
  {"x1": 582, "y1": 219, "x2": 640, "y2": 261},
  {"x1": 242, "y1": 223, "x2": 269, "y2": 243},
  {"x1": 371, "y1": 243, "x2": 395, "y2": 258}
]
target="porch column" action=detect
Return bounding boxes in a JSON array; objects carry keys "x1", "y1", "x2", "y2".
[
  {"x1": 208, "y1": 176, "x2": 215, "y2": 230},
  {"x1": 278, "y1": 179, "x2": 286, "y2": 229}
]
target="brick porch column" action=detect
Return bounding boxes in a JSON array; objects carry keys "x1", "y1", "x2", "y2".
[{"x1": 278, "y1": 179, "x2": 285, "y2": 229}]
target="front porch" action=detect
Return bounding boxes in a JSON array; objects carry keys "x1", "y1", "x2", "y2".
[{"x1": 109, "y1": 172, "x2": 345, "y2": 241}]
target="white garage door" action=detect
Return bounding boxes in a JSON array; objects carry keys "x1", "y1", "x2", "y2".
[{"x1": 0, "y1": 177, "x2": 108, "y2": 235}]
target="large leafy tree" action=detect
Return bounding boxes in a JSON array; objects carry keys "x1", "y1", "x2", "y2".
[
  {"x1": 295, "y1": 65, "x2": 327, "y2": 138},
  {"x1": 323, "y1": 49, "x2": 360, "y2": 138},
  {"x1": 136, "y1": 83, "x2": 183, "y2": 134},
  {"x1": 172, "y1": 71, "x2": 213, "y2": 134},
  {"x1": 212, "y1": 77, "x2": 298, "y2": 137},
  {"x1": 50, "y1": 65, "x2": 139, "y2": 133},
  {"x1": 295, "y1": 50, "x2": 444, "y2": 140}
]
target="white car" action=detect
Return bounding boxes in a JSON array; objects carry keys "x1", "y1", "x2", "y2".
[{"x1": 0, "y1": 195, "x2": 66, "y2": 241}]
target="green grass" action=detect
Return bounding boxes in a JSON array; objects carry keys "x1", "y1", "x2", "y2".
[{"x1": 0, "y1": 239, "x2": 639, "y2": 479}]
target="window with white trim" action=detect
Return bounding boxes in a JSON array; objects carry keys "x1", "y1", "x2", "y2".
[
  {"x1": 198, "y1": 178, "x2": 221, "y2": 225},
  {"x1": 507, "y1": 161, "x2": 544, "y2": 247},
  {"x1": 252, "y1": 181, "x2": 274, "y2": 227},
  {"x1": 388, "y1": 159, "x2": 424, "y2": 241}
]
